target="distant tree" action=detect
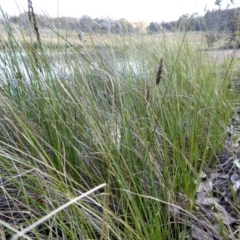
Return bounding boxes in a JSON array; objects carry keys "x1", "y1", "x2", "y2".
[
  {"x1": 187, "y1": 13, "x2": 206, "y2": 31},
  {"x1": 114, "y1": 18, "x2": 134, "y2": 34},
  {"x1": 147, "y1": 22, "x2": 161, "y2": 33},
  {"x1": 160, "y1": 22, "x2": 171, "y2": 31},
  {"x1": 18, "y1": 12, "x2": 30, "y2": 28},
  {"x1": 9, "y1": 16, "x2": 18, "y2": 24},
  {"x1": 79, "y1": 15, "x2": 99, "y2": 33},
  {"x1": 37, "y1": 15, "x2": 49, "y2": 27},
  {"x1": 215, "y1": 0, "x2": 235, "y2": 8},
  {"x1": 94, "y1": 18, "x2": 111, "y2": 33},
  {"x1": 226, "y1": 11, "x2": 240, "y2": 47},
  {"x1": 193, "y1": 18, "x2": 205, "y2": 31},
  {"x1": 215, "y1": 0, "x2": 222, "y2": 6},
  {"x1": 176, "y1": 14, "x2": 190, "y2": 30},
  {"x1": 132, "y1": 22, "x2": 148, "y2": 34},
  {"x1": 213, "y1": 1, "x2": 240, "y2": 47},
  {"x1": 59, "y1": 17, "x2": 79, "y2": 30}
]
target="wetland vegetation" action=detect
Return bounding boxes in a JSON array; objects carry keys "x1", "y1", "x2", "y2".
[{"x1": 0, "y1": 3, "x2": 240, "y2": 239}]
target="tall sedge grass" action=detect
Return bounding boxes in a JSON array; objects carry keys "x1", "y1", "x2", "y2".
[{"x1": 0, "y1": 10, "x2": 237, "y2": 239}]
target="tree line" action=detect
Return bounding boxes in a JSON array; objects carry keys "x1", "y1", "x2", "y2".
[
  {"x1": 4, "y1": 7, "x2": 240, "y2": 37},
  {"x1": 6, "y1": 13, "x2": 147, "y2": 34},
  {"x1": 5, "y1": 12, "x2": 207, "y2": 34}
]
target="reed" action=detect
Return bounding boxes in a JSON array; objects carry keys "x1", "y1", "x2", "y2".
[{"x1": 0, "y1": 4, "x2": 238, "y2": 239}]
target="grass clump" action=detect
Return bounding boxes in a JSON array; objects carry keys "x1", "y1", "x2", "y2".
[{"x1": 0, "y1": 10, "x2": 237, "y2": 239}]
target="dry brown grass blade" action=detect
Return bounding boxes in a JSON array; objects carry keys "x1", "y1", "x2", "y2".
[
  {"x1": 143, "y1": 86, "x2": 151, "y2": 105},
  {"x1": 28, "y1": 0, "x2": 41, "y2": 47},
  {"x1": 27, "y1": 0, "x2": 43, "y2": 73},
  {"x1": 156, "y1": 58, "x2": 163, "y2": 85}
]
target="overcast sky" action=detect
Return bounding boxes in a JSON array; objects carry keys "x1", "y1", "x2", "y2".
[{"x1": 0, "y1": 0, "x2": 240, "y2": 22}]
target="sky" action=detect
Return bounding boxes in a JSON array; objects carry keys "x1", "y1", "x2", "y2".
[{"x1": 0, "y1": 0, "x2": 240, "y2": 22}]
